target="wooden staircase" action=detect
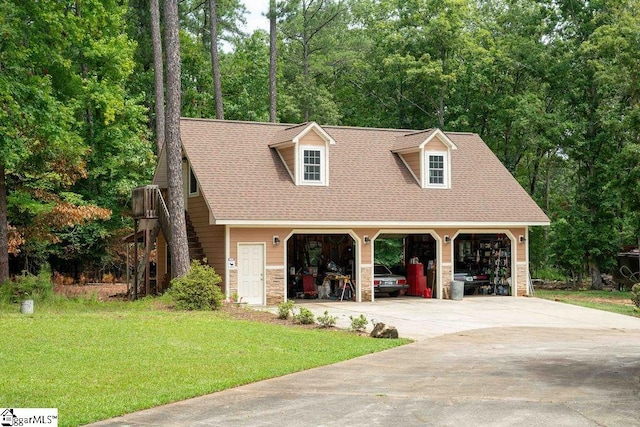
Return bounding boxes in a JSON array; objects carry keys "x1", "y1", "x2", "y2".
[
  {"x1": 185, "y1": 212, "x2": 205, "y2": 262},
  {"x1": 131, "y1": 186, "x2": 207, "y2": 298}
]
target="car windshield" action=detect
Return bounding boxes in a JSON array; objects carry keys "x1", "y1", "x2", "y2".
[{"x1": 374, "y1": 265, "x2": 392, "y2": 275}]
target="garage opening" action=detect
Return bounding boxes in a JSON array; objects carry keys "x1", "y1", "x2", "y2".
[
  {"x1": 454, "y1": 233, "x2": 512, "y2": 296},
  {"x1": 286, "y1": 234, "x2": 355, "y2": 300},
  {"x1": 375, "y1": 233, "x2": 437, "y2": 298}
]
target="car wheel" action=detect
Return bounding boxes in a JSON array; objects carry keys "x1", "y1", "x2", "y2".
[{"x1": 389, "y1": 290, "x2": 399, "y2": 297}]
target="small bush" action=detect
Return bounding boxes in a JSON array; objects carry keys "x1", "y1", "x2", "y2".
[
  {"x1": 277, "y1": 300, "x2": 295, "y2": 319},
  {"x1": 349, "y1": 314, "x2": 368, "y2": 332},
  {"x1": 631, "y1": 283, "x2": 640, "y2": 309},
  {"x1": 317, "y1": 310, "x2": 337, "y2": 328},
  {"x1": 0, "y1": 266, "x2": 53, "y2": 303},
  {"x1": 168, "y1": 260, "x2": 223, "y2": 310},
  {"x1": 293, "y1": 307, "x2": 315, "y2": 324}
]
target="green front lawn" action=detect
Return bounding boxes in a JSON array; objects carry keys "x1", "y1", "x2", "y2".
[
  {"x1": 535, "y1": 289, "x2": 640, "y2": 317},
  {"x1": 0, "y1": 299, "x2": 409, "y2": 426}
]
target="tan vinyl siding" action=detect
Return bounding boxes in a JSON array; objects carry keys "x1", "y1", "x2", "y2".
[
  {"x1": 201, "y1": 225, "x2": 226, "y2": 282},
  {"x1": 402, "y1": 152, "x2": 421, "y2": 179},
  {"x1": 424, "y1": 136, "x2": 448, "y2": 151},
  {"x1": 230, "y1": 228, "x2": 292, "y2": 266},
  {"x1": 280, "y1": 145, "x2": 295, "y2": 173},
  {"x1": 435, "y1": 228, "x2": 458, "y2": 264},
  {"x1": 299, "y1": 130, "x2": 327, "y2": 147},
  {"x1": 188, "y1": 192, "x2": 209, "y2": 226},
  {"x1": 188, "y1": 193, "x2": 226, "y2": 283},
  {"x1": 509, "y1": 227, "x2": 527, "y2": 262}
]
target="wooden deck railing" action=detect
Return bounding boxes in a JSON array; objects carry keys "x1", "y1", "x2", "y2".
[{"x1": 155, "y1": 188, "x2": 171, "y2": 245}]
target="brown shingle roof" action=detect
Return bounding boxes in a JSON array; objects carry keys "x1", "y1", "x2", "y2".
[
  {"x1": 391, "y1": 128, "x2": 458, "y2": 152},
  {"x1": 269, "y1": 122, "x2": 310, "y2": 146},
  {"x1": 157, "y1": 118, "x2": 549, "y2": 225},
  {"x1": 391, "y1": 129, "x2": 437, "y2": 151}
]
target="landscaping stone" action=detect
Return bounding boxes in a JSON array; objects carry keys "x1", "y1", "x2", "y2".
[{"x1": 369, "y1": 322, "x2": 398, "y2": 338}]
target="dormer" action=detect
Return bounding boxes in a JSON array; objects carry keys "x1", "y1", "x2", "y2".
[
  {"x1": 391, "y1": 128, "x2": 457, "y2": 189},
  {"x1": 269, "y1": 122, "x2": 336, "y2": 186}
]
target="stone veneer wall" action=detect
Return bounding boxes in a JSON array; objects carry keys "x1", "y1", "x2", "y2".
[
  {"x1": 516, "y1": 264, "x2": 527, "y2": 296},
  {"x1": 227, "y1": 269, "x2": 285, "y2": 305},
  {"x1": 440, "y1": 264, "x2": 452, "y2": 299},
  {"x1": 360, "y1": 266, "x2": 373, "y2": 301},
  {"x1": 228, "y1": 269, "x2": 238, "y2": 298},
  {"x1": 266, "y1": 269, "x2": 285, "y2": 305}
]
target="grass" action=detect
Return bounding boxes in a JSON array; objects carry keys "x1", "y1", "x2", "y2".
[
  {"x1": 0, "y1": 297, "x2": 410, "y2": 426},
  {"x1": 535, "y1": 289, "x2": 640, "y2": 318}
]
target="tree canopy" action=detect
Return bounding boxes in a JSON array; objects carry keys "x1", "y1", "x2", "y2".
[{"x1": 2, "y1": 0, "x2": 639, "y2": 286}]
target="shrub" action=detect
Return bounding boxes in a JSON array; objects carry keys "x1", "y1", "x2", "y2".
[
  {"x1": 168, "y1": 260, "x2": 223, "y2": 310},
  {"x1": 277, "y1": 300, "x2": 295, "y2": 319},
  {"x1": 349, "y1": 314, "x2": 368, "y2": 332},
  {"x1": 317, "y1": 310, "x2": 337, "y2": 328},
  {"x1": 0, "y1": 266, "x2": 53, "y2": 303},
  {"x1": 293, "y1": 307, "x2": 315, "y2": 324},
  {"x1": 631, "y1": 283, "x2": 640, "y2": 309}
]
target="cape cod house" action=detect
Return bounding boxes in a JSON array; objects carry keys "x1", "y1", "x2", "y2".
[{"x1": 144, "y1": 118, "x2": 549, "y2": 305}]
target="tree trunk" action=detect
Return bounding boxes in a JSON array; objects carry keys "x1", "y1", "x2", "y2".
[
  {"x1": 150, "y1": 0, "x2": 165, "y2": 154},
  {"x1": 269, "y1": 0, "x2": 277, "y2": 122},
  {"x1": 164, "y1": 0, "x2": 190, "y2": 279},
  {"x1": 0, "y1": 164, "x2": 8, "y2": 283},
  {"x1": 302, "y1": 0, "x2": 309, "y2": 122},
  {"x1": 589, "y1": 258, "x2": 603, "y2": 290},
  {"x1": 303, "y1": 38, "x2": 309, "y2": 122},
  {"x1": 208, "y1": 0, "x2": 224, "y2": 120}
]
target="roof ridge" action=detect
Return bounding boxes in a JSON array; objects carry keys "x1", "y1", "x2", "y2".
[
  {"x1": 322, "y1": 124, "x2": 416, "y2": 133},
  {"x1": 179, "y1": 117, "x2": 480, "y2": 136},
  {"x1": 400, "y1": 128, "x2": 436, "y2": 137},
  {"x1": 180, "y1": 117, "x2": 292, "y2": 127},
  {"x1": 282, "y1": 122, "x2": 311, "y2": 131},
  {"x1": 443, "y1": 131, "x2": 478, "y2": 136}
]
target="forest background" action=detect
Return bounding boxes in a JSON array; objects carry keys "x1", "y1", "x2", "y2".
[{"x1": 1, "y1": 0, "x2": 639, "y2": 289}]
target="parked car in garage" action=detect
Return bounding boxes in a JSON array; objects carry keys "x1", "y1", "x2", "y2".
[
  {"x1": 454, "y1": 271, "x2": 491, "y2": 295},
  {"x1": 374, "y1": 264, "x2": 408, "y2": 297}
]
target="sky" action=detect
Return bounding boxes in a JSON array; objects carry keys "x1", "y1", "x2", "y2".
[{"x1": 242, "y1": 0, "x2": 270, "y2": 33}]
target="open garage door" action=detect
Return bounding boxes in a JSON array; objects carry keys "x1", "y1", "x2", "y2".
[
  {"x1": 286, "y1": 234, "x2": 355, "y2": 301},
  {"x1": 454, "y1": 233, "x2": 512, "y2": 296},
  {"x1": 375, "y1": 233, "x2": 437, "y2": 298}
]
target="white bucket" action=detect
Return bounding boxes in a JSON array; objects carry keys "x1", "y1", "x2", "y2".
[{"x1": 20, "y1": 299, "x2": 34, "y2": 314}]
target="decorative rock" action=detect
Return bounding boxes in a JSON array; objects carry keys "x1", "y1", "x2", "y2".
[{"x1": 369, "y1": 322, "x2": 399, "y2": 339}]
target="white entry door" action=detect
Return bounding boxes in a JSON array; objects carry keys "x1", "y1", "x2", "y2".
[{"x1": 238, "y1": 244, "x2": 264, "y2": 304}]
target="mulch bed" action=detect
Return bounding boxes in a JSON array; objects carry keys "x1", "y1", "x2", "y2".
[{"x1": 220, "y1": 303, "x2": 352, "y2": 333}]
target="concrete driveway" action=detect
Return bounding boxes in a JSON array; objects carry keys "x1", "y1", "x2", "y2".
[{"x1": 90, "y1": 297, "x2": 640, "y2": 427}]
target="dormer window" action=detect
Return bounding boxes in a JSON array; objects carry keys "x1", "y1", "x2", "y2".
[
  {"x1": 427, "y1": 152, "x2": 447, "y2": 188},
  {"x1": 391, "y1": 128, "x2": 456, "y2": 189},
  {"x1": 301, "y1": 146, "x2": 325, "y2": 185},
  {"x1": 270, "y1": 122, "x2": 334, "y2": 187}
]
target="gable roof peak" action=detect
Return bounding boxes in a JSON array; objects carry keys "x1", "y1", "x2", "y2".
[
  {"x1": 392, "y1": 127, "x2": 458, "y2": 153},
  {"x1": 403, "y1": 128, "x2": 436, "y2": 137},
  {"x1": 269, "y1": 121, "x2": 335, "y2": 147}
]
